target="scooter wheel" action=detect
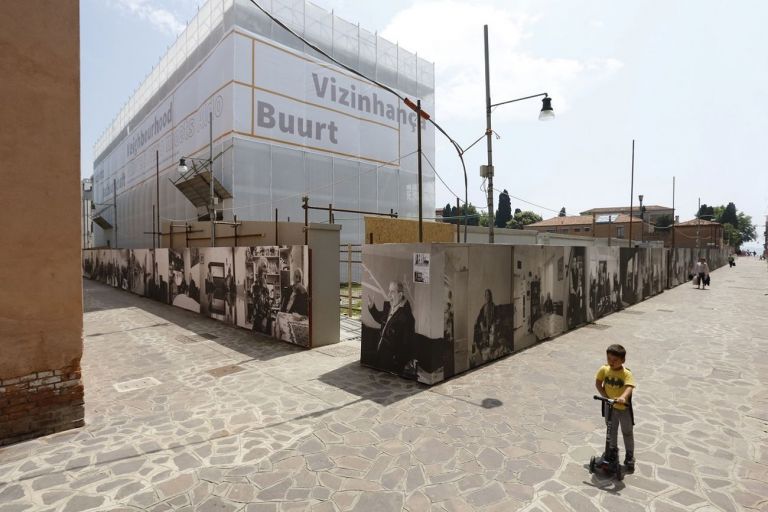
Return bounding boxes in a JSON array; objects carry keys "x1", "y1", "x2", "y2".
[{"x1": 589, "y1": 456, "x2": 595, "y2": 473}]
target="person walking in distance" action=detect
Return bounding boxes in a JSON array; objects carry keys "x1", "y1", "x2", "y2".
[{"x1": 695, "y1": 257, "x2": 710, "y2": 289}]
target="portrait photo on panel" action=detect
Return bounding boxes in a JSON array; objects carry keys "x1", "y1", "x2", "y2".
[{"x1": 514, "y1": 246, "x2": 567, "y2": 352}]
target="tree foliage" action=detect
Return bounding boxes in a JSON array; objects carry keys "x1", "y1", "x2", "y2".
[
  {"x1": 696, "y1": 204, "x2": 716, "y2": 220},
  {"x1": 442, "y1": 203, "x2": 452, "y2": 222},
  {"x1": 719, "y1": 202, "x2": 738, "y2": 228},
  {"x1": 495, "y1": 190, "x2": 512, "y2": 228},
  {"x1": 445, "y1": 203, "x2": 480, "y2": 226},
  {"x1": 695, "y1": 202, "x2": 755, "y2": 249},
  {"x1": 655, "y1": 214, "x2": 674, "y2": 229},
  {"x1": 558, "y1": 207, "x2": 566, "y2": 217},
  {"x1": 506, "y1": 210, "x2": 543, "y2": 230}
]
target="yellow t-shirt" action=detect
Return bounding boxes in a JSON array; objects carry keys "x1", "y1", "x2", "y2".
[{"x1": 595, "y1": 365, "x2": 636, "y2": 410}]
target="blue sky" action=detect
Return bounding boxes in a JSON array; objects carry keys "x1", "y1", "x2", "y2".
[{"x1": 81, "y1": 0, "x2": 768, "y2": 249}]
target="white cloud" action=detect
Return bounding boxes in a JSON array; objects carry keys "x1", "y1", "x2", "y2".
[
  {"x1": 381, "y1": 1, "x2": 623, "y2": 121},
  {"x1": 110, "y1": 0, "x2": 186, "y2": 36}
]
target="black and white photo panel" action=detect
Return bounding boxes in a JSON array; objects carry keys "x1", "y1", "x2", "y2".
[
  {"x1": 466, "y1": 245, "x2": 514, "y2": 370},
  {"x1": 168, "y1": 248, "x2": 200, "y2": 313},
  {"x1": 651, "y1": 248, "x2": 665, "y2": 296},
  {"x1": 274, "y1": 246, "x2": 310, "y2": 348},
  {"x1": 199, "y1": 247, "x2": 235, "y2": 323},
  {"x1": 82, "y1": 250, "x2": 93, "y2": 279},
  {"x1": 435, "y1": 245, "x2": 469, "y2": 377},
  {"x1": 564, "y1": 246, "x2": 588, "y2": 329},
  {"x1": 361, "y1": 244, "x2": 440, "y2": 383},
  {"x1": 586, "y1": 246, "x2": 620, "y2": 322},
  {"x1": 129, "y1": 249, "x2": 149, "y2": 296},
  {"x1": 147, "y1": 249, "x2": 170, "y2": 304},
  {"x1": 236, "y1": 246, "x2": 282, "y2": 338},
  {"x1": 117, "y1": 250, "x2": 129, "y2": 290},
  {"x1": 514, "y1": 246, "x2": 567, "y2": 351},
  {"x1": 234, "y1": 247, "x2": 254, "y2": 331},
  {"x1": 619, "y1": 248, "x2": 641, "y2": 307}
]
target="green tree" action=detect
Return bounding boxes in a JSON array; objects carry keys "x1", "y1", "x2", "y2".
[
  {"x1": 722, "y1": 223, "x2": 740, "y2": 248},
  {"x1": 696, "y1": 204, "x2": 716, "y2": 220},
  {"x1": 451, "y1": 204, "x2": 480, "y2": 226},
  {"x1": 479, "y1": 212, "x2": 490, "y2": 227},
  {"x1": 495, "y1": 189, "x2": 512, "y2": 228},
  {"x1": 506, "y1": 210, "x2": 543, "y2": 230},
  {"x1": 736, "y1": 212, "x2": 757, "y2": 246},
  {"x1": 655, "y1": 214, "x2": 674, "y2": 229},
  {"x1": 442, "y1": 203, "x2": 453, "y2": 224},
  {"x1": 719, "y1": 202, "x2": 738, "y2": 228},
  {"x1": 558, "y1": 207, "x2": 566, "y2": 217},
  {"x1": 463, "y1": 203, "x2": 480, "y2": 226}
]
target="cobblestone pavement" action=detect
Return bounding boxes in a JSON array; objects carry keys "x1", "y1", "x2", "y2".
[{"x1": 1, "y1": 259, "x2": 767, "y2": 512}]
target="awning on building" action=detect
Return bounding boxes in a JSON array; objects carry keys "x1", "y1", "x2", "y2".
[
  {"x1": 171, "y1": 170, "x2": 232, "y2": 209},
  {"x1": 91, "y1": 208, "x2": 113, "y2": 229}
]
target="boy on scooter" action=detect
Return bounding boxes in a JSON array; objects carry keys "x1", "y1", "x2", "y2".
[{"x1": 595, "y1": 344, "x2": 636, "y2": 471}]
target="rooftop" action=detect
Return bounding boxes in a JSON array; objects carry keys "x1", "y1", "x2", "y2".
[
  {"x1": 580, "y1": 205, "x2": 672, "y2": 215},
  {"x1": 677, "y1": 218, "x2": 722, "y2": 226},
  {"x1": 529, "y1": 214, "x2": 642, "y2": 227}
]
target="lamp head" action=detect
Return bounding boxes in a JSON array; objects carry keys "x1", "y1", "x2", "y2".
[
  {"x1": 638, "y1": 194, "x2": 644, "y2": 203},
  {"x1": 538, "y1": 96, "x2": 555, "y2": 121},
  {"x1": 178, "y1": 158, "x2": 188, "y2": 174}
]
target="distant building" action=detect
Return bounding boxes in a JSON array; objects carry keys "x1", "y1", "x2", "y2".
[
  {"x1": 90, "y1": 0, "x2": 436, "y2": 253},
  {"x1": 526, "y1": 213, "x2": 724, "y2": 249},
  {"x1": 525, "y1": 214, "x2": 643, "y2": 240},
  {"x1": 672, "y1": 218, "x2": 724, "y2": 249},
  {"x1": 581, "y1": 205, "x2": 673, "y2": 226},
  {"x1": 81, "y1": 179, "x2": 94, "y2": 249}
]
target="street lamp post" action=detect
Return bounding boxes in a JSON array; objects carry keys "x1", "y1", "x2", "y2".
[
  {"x1": 638, "y1": 194, "x2": 644, "y2": 243},
  {"x1": 484, "y1": 24, "x2": 554, "y2": 243}
]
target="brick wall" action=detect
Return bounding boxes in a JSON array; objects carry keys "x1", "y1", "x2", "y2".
[{"x1": 0, "y1": 360, "x2": 84, "y2": 446}]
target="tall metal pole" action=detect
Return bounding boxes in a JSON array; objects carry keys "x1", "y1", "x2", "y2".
[
  {"x1": 696, "y1": 197, "x2": 701, "y2": 256},
  {"x1": 156, "y1": 150, "x2": 160, "y2": 249},
  {"x1": 417, "y1": 99, "x2": 423, "y2": 243},
  {"x1": 209, "y1": 111, "x2": 215, "y2": 247},
  {"x1": 484, "y1": 25, "x2": 495, "y2": 243},
  {"x1": 628, "y1": 140, "x2": 635, "y2": 247},
  {"x1": 152, "y1": 204, "x2": 156, "y2": 249},
  {"x1": 639, "y1": 196, "x2": 644, "y2": 243},
  {"x1": 113, "y1": 178, "x2": 117, "y2": 249},
  {"x1": 672, "y1": 176, "x2": 676, "y2": 251}
]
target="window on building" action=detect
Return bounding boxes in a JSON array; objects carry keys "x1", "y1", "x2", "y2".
[
  {"x1": 560, "y1": 228, "x2": 569, "y2": 233},
  {"x1": 584, "y1": 227, "x2": 591, "y2": 232},
  {"x1": 617, "y1": 226, "x2": 625, "y2": 239},
  {"x1": 574, "y1": 228, "x2": 581, "y2": 233},
  {"x1": 546, "y1": 229, "x2": 556, "y2": 233}
]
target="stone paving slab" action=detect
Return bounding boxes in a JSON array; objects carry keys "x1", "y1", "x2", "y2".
[{"x1": 0, "y1": 259, "x2": 767, "y2": 511}]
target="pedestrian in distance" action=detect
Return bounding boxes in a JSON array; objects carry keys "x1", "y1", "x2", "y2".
[
  {"x1": 595, "y1": 344, "x2": 636, "y2": 471},
  {"x1": 728, "y1": 255, "x2": 735, "y2": 268},
  {"x1": 695, "y1": 257, "x2": 710, "y2": 289}
]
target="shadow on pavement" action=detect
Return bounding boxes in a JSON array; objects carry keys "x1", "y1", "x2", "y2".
[
  {"x1": 83, "y1": 279, "x2": 304, "y2": 364},
  {"x1": 317, "y1": 361, "x2": 428, "y2": 406}
]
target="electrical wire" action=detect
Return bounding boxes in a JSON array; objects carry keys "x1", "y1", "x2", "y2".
[
  {"x1": 489, "y1": 186, "x2": 561, "y2": 214},
  {"x1": 246, "y1": 0, "x2": 465, "y2": 154},
  {"x1": 420, "y1": 152, "x2": 463, "y2": 203}
]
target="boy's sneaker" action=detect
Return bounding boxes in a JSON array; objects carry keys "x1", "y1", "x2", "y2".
[{"x1": 624, "y1": 452, "x2": 635, "y2": 472}]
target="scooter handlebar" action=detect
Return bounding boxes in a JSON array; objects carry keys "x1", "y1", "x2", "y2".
[{"x1": 593, "y1": 395, "x2": 616, "y2": 405}]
